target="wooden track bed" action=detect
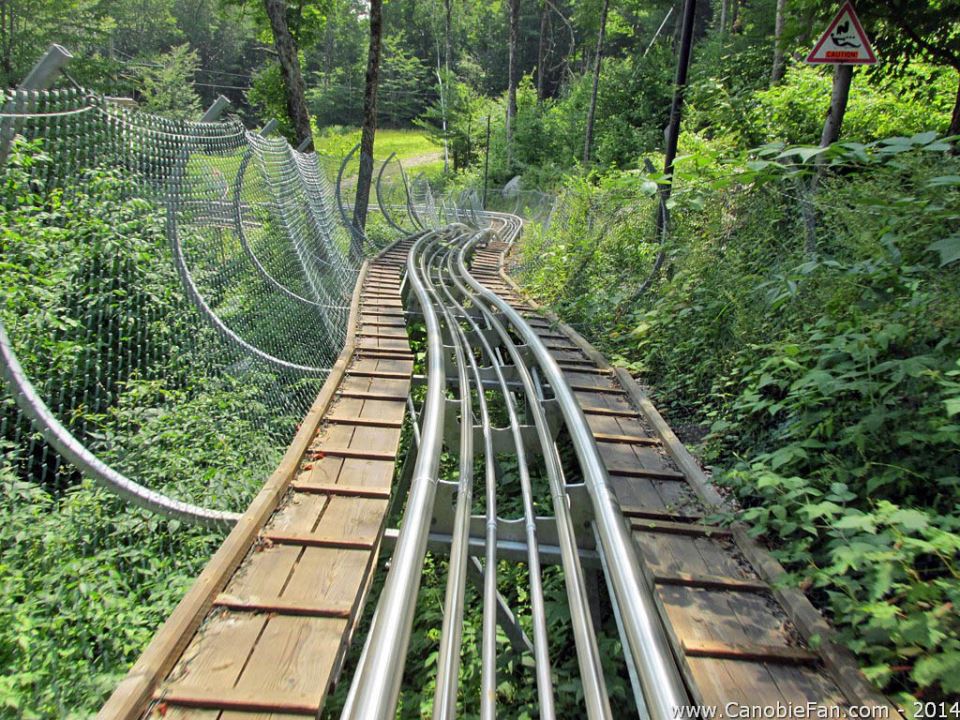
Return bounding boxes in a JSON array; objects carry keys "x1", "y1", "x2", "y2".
[
  {"x1": 475, "y1": 238, "x2": 900, "y2": 719},
  {"x1": 99, "y1": 239, "x2": 416, "y2": 720}
]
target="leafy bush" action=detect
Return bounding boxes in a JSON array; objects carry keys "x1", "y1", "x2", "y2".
[{"x1": 687, "y1": 62, "x2": 956, "y2": 146}]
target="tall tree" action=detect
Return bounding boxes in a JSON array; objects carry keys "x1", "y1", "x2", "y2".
[
  {"x1": 505, "y1": 0, "x2": 519, "y2": 168},
  {"x1": 536, "y1": 0, "x2": 548, "y2": 101},
  {"x1": 263, "y1": 0, "x2": 312, "y2": 148},
  {"x1": 583, "y1": 0, "x2": 609, "y2": 165},
  {"x1": 770, "y1": 0, "x2": 787, "y2": 84},
  {"x1": 137, "y1": 44, "x2": 203, "y2": 119},
  {"x1": 352, "y1": 0, "x2": 382, "y2": 248}
]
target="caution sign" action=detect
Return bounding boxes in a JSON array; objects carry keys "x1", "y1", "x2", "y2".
[{"x1": 806, "y1": 2, "x2": 877, "y2": 65}]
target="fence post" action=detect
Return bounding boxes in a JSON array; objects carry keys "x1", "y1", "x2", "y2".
[
  {"x1": 21, "y1": 44, "x2": 73, "y2": 90},
  {"x1": 1, "y1": 44, "x2": 74, "y2": 166},
  {"x1": 200, "y1": 95, "x2": 231, "y2": 122},
  {"x1": 259, "y1": 119, "x2": 278, "y2": 137}
]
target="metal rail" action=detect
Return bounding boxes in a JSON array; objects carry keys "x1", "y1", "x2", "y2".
[
  {"x1": 340, "y1": 229, "x2": 448, "y2": 718},
  {"x1": 344, "y1": 214, "x2": 671, "y2": 720},
  {"x1": 93, "y1": 212, "x2": 895, "y2": 720},
  {"x1": 455, "y1": 233, "x2": 690, "y2": 718},
  {"x1": 441, "y1": 247, "x2": 613, "y2": 720}
]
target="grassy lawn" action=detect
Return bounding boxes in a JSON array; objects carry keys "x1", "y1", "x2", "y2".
[{"x1": 314, "y1": 127, "x2": 446, "y2": 179}]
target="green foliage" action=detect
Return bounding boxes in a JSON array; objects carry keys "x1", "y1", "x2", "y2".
[
  {"x1": 516, "y1": 136, "x2": 960, "y2": 703},
  {"x1": 135, "y1": 43, "x2": 202, "y2": 120},
  {"x1": 0, "y1": 143, "x2": 292, "y2": 715}
]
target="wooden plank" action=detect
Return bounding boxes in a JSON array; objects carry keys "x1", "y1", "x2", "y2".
[
  {"x1": 353, "y1": 350, "x2": 415, "y2": 361},
  {"x1": 630, "y1": 518, "x2": 731, "y2": 537},
  {"x1": 593, "y1": 432, "x2": 661, "y2": 446},
  {"x1": 261, "y1": 532, "x2": 376, "y2": 550},
  {"x1": 290, "y1": 481, "x2": 391, "y2": 499},
  {"x1": 685, "y1": 656, "x2": 788, "y2": 712},
  {"x1": 307, "y1": 447, "x2": 397, "y2": 462},
  {"x1": 580, "y1": 405, "x2": 638, "y2": 418},
  {"x1": 621, "y1": 507, "x2": 703, "y2": 522},
  {"x1": 154, "y1": 686, "x2": 319, "y2": 714},
  {"x1": 345, "y1": 369, "x2": 410, "y2": 379},
  {"x1": 212, "y1": 595, "x2": 353, "y2": 618},
  {"x1": 558, "y1": 365, "x2": 610, "y2": 375},
  {"x1": 571, "y1": 383, "x2": 625, "y2": 394},
  {"x1": 98, "y1": 258, "x2": 373, "y2": 720},
  {"x1": 609, "y1": 466, "x2": 686, "y2": 481},
  {"x1": 230, "y1": 615, "x2": 347, "y2": 710},
  {"x1": 336, "y1": 390, "x2": 408, "y2": 401},
  {"x1": 654, "y1": 572, "x2": 769, "y2": 594},
  {"x1": 324, "y1": 416, "x2": 403, "y2": 429},
  {"x1": 683, "y1": 640, "x2": 818, "y2": 666}
]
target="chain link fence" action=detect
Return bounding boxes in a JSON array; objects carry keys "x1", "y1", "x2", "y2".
[{"x1": 0, "y1": 85, "x2": 380, "y2": 522}]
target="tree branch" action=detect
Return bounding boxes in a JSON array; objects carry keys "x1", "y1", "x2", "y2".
[{"x1": 884, "y1": 1, "x2": 960, "y2": 70}]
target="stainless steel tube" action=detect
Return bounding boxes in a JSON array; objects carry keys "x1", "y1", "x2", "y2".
[
  {"x1": 428, "y1": 239, "x2": 475, "y2": 720},
  {"x1": 433, "y1": 250, "x2": 557, "y2": 718},
  {"x1": 340, "y1": 230, "x2": 447, "y2": 720},
  {"x1": 444, "y1": 251, "x2": 612, "y2": 720},
  {"x1": 456, "y1": 236, "x2": 690, "y2": 720}
]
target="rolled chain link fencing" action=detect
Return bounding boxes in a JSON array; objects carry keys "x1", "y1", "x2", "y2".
[{"x1": 0, "y1": 86, "x2": 387, "y2": 526}]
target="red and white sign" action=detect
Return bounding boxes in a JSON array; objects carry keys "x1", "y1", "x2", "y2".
[{"x1": 805, "y1": 2, "x2": 877, "y2": 65}]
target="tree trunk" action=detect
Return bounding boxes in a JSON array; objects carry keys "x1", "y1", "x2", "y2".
[
  {"x1": 770, "y1": 0, "x2": 786, "y2": 85},
  {"x1": 263, "y1": 0, "x2": 312, "y2": 149},
  {"x1": 537, "y1": 0, "x2": 548, "y2": 102},
  {"x1": 820, "y1": 64, "x2": 852, "y2": 147},
  {"x1": 444, "y1": 0, "x2": 452, "y2": 71},
  {"x1": 583, "y1": 0, "x2": 609, "y2": 166},
  {"x1": 506, "y1": 0, "x2": 519, "y2": 169},
  {"x1": 719, "y1": 0, "x2": 727, "y2": 34},
  {"x1": 803, "y1": 64, "x2": 853, "y2": 255},
  {"x1": 352, "y1": 0, "x2": 383, "y2": 249},
  {"x1": 950, "y1": 72, "x2": 960, "y2": 139}
]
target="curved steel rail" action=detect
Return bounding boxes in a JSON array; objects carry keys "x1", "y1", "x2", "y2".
[
  {"x1": 340, "y1": 229, "x2": 447, "y2": 719},
  {"x1": 0, "y1": 320, "x2": 240, "y2": 527},
  {"x1": 428, "y1": 236, "x2": 556, "y2": 719},
  {"x1": 442, "y1": 246, "x2": 613, "y2": 720},
  {"x1": 232, "y1": 145, "x2": 331, "y2": 310},
  {"x1": 375, "y1": 151, "x2": 410, "y2": 234}
]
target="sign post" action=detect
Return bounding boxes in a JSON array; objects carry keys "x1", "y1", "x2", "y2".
[
  {"x1": 801, "y1": 2, "x2": 877, "y2": 254},
  {"x1": 806, "y1": 1, "x2": 877, "y2": 147}
]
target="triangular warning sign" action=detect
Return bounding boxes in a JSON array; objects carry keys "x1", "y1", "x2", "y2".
[{"x1": 806, "y1": 2, "x2": 877, "y2": 64}]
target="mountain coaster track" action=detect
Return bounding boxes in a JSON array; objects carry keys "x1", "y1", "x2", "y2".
[{"x1": 100, "y1": 215, "x2": 899, "y2": 720}]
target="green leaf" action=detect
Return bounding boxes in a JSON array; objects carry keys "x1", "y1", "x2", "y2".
[
  {"x1": 926, "y1": 175, "x2": 960, "y2": 187},
  {"x1": 909, "y1": 130, "x2": 939, "y2": 145},
  {"x1": 945, "y1": 398, "x2": 960, "y2": 417},
  {"x1": 888, "y1": 508, "x2": 928, "y2": 532},
  {"x1": 926, "y1": 235, "x2": 960, "y2": 266},
  {"x1": 775, "y1": 146, "x2": 827, "y2": 163},
  {"x1": 639, "y1": 179, "x2": 658, "y2": 196},
  {"x1": 833, "y1": 513, "x2": 877, "y2": 533}
]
